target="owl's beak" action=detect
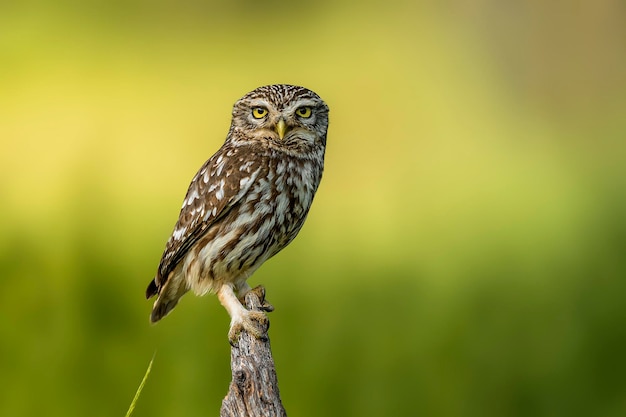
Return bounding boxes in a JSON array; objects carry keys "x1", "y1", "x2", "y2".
[{"x1": 275, "y1": 118, "x2": 287, "y2": 140}]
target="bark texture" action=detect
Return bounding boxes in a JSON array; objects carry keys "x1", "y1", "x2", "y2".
[{"x1": 220, "y1": 290, "x2": 286, "y2": 417}]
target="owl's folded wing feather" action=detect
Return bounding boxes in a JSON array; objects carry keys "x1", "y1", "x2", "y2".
[{"x1": 146, "y1": 144, "x2": 262, "y2": 299}]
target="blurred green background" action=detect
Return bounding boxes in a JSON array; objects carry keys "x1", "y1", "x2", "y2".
[{"x1": 1, "y1": 1, "x2": 626, "y2": 416}]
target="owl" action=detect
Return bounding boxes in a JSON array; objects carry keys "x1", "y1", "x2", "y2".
[{"x1": 146, "y1": 84, "x2": 329, "y2": 343}]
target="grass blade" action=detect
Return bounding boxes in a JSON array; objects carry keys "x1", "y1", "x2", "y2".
[{"x1": 125, "y1": 352, "x2": 156, "y2": 417}]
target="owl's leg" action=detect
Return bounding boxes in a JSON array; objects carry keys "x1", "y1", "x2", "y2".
[
  {"x1": 217, "y1": 283, "x2": 269, "y2": 345},
  {"x1": 236, "y1": 282, "x2": 274, "y2": 312}
]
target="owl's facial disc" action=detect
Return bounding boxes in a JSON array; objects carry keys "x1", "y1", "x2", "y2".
[{"x1": 239, "y1": 96, "x2": 324, "y2": 144}]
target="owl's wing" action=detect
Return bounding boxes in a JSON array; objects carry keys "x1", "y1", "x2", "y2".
[{"x1": 146, "y1": 144, "x2": 262, "y2": 299}]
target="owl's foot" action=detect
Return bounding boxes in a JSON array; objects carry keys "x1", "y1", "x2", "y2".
[
  {"x1": 228, "y1": 310, "x2": 269, "y2": 346},
  {"x1": 219, "y1": 283, "x2": 272, "y2": 346},
  {"x1": 249, "y1": 285, "x2": 275, "y2": 312},
  {"x1": 238, "y1": 284, "x2": 274, "y2": 312}
]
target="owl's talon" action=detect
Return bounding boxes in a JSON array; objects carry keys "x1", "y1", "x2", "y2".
[
  {"x1": 259, "y1": 301, "x2": 274, "y2": 313},
  {"x1": 251, "y1": 285, "x2": 265, "y2": 298},
  {"x1": 245, "y1": 285, "x2": 274, "y2": 312},
  {"x1": 228, "y1": 310, "x2": 269, "y2": 345}
]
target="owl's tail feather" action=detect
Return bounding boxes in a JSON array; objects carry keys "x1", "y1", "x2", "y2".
[
  {"x1": 150, "y1": 297, "x2": 180, "y2": 323},
  {"x1": 148, "y1": 275, "x2": 188, "y2": 323},
  {"x1": 146, "y1": 279, "x2": 158, "y2": 299}
]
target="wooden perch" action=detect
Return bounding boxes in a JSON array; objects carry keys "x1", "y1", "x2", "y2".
[{"x1": 220, "y1": 289, "x2": 287, "y2": 417}]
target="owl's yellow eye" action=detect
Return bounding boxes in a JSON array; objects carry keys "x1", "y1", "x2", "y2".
[
  {"x1": 252, "y1": 107, "x2": 268, "y2": 119},
  {"x1": 295, "y1": 107, "x2": 312, "y2": 118}
]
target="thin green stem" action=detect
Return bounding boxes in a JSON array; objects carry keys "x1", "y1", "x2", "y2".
[{"x1": 125, "y1": 352, "x2": 156, "y2": 417}]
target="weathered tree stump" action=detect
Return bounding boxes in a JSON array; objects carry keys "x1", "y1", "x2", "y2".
[{"x1": 220, "y1": 289, "x2": 286, "y2": 417}]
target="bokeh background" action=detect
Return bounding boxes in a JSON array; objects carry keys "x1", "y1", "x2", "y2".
[{"x1": 1, "y1": 1, "x2": 626, "y2": 416}]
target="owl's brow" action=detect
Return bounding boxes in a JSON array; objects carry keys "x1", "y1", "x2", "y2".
[
  {"x1": 247, "y1": 98, "x2": 320, "y2": 113},
  {"x1": 287, "y1": 99, "x2": 318, "y2": 108},
  {"x1": 248, "y1": 99, "x2": 271, "y2": 109},
  {"x1": 279, "y1": 100, "x2": 316, "y2": 115}
]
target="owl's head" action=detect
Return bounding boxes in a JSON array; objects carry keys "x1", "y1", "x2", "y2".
[{"x1": 229, "y1": 84, "x2": 329, "y2": 149}]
